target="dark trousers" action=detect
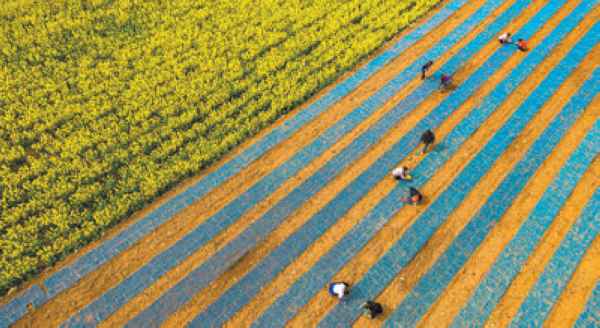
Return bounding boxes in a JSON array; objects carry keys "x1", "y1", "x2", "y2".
[{"x1": 422, "y1": 142, "x2": 432, "y2": 154}]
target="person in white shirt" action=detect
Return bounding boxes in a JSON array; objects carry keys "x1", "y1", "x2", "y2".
[
  {"x1": 498, "y1": 32, "x2": 513, "y2": 44},
  {"x1": 392, "y1": 166, "x2": 412, "y2": 181},
  {"x1": 328, "y1": 282, "x2": 350, "y2": 299}
]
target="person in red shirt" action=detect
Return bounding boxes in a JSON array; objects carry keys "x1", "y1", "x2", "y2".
[{"x1": 517, "y1": 38, "x2": 528, "y2": 51}]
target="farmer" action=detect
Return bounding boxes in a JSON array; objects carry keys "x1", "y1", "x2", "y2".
[
  {"x1": 498, "y1": 32, "x2": 513, "y2": 44},
  {"x1": 421, "y1": 60, "x2": 434, "y2": 80},
  {"x1": 361, "y1": 300, "x2": 384, "y2": 319},
  {"x1": 328, "y1": 282, "x2": 350, "y2": 300},
  {"x1": 517, "y1": 38, "x2": 529, "y2": 51},
  {"x1": 402, "y1": 187, "x2": 423, "y2": 205},
  {"x1": 392, "y1": 166, "x2": 412, "y2": 181},
  {"x1": 420, "y1": 129, "x2": 435, "y2": 154},
  {"x1": 440, "y1": 74, "x2": 452, "y2": 90}
]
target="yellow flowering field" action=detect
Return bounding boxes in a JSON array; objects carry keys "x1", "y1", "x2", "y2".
[{"x1": 0, "y1": 0, "x2": 440, "y2": 294}]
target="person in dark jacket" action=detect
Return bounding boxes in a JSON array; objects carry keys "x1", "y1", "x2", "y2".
[
  {"x1": 402, "y1": 187, "x2": 423, "y2": 205},
  {"x1": 421, "y1": 60, "x2": 434, "y2": 80},
  {"x1": 361, "y1": 300, "x2": 384, "y2": 319},
  {"x1": 420, "y1": 129, "x2": 435, "y2": 154}
]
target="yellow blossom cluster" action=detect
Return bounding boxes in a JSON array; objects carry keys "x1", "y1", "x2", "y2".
[{"x1": 0, "y1": 0, "x2": 440, "y2": 294}]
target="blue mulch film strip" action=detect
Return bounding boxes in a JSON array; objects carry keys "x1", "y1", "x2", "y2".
[
  {"x1": 336, "y1": 23, "x2": 600, "y2": 328},
  {"x1": 575, "y1": 280, "x2": 600, "y2": 328},
  {"x1": 254, "y1": 1, "x2": 578, "y2": 326},
  {"x1": 122, "y1": 1, "x2": 531, "y2": 327},
  {"x1": 0, "y1": 0, "x2": 468, "y2": 326},
  {"x1": 453, "y1": 76, "x2": 600, "y2": 327},
  {"x1": 61, "y1": 0, "x2": 511, "y2": 327},
  {"x1": 510, "y1": 180, "x2": 600, "y2": 326}
]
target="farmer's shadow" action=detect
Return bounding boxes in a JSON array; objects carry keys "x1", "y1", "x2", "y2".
[
  {"x1": 440, "y1": 83, "x2": 458, "y2": 93},
  {"x1": 430, "y1": 143, "x2": 446, "y2": 153}
]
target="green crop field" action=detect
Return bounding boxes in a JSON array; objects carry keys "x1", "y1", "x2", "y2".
[{"x1": 0, "y1": 0, "x2": 440, "y2": 294}]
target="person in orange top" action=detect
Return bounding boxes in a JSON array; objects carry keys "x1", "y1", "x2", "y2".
[{"x1": 517, "y1": 38, "x2": 528, "y2": 51}]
